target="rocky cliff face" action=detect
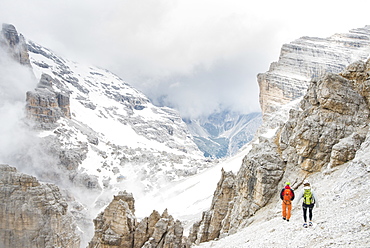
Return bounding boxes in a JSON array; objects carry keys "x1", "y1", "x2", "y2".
[
  {"x1": 0, "y1": 164, "x2": 80, "y2": 248},
  {"x1": 88, "y1": 191, "x2": 188, "y2": 248},
  {"x1": 189, "y1": 169, "x2": 236, "y2": 244},
  {"x1": 1, "y1": 23, "x2": 71, "y2": 128},
  {"x1": 280, "y1": 60, "x2": 370, "y2": 173},
  {"x1": 189, "y1": 59, "x2": 370, "y2": 244},
  {"x1": 258, "y1": 25, "x2": 370, "y2": 114},
  {"x1": 26, "y1": 73, "x2": 71, "y2": 127},
  {"x1": 0, "y1": 23, "x2": 31, "y2": 66}
]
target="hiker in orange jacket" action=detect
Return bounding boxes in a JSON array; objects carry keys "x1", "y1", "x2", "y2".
[{"x1": 280, "y1": 182, "x2": 295, "y2": 222}]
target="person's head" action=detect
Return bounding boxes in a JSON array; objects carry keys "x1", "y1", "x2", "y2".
[
  {"x1": 285, "y1": 182, "x2": 291, "y2": 188},
  {"x1": 303, "y1": 180, "x2": 311, "y2": 190}
]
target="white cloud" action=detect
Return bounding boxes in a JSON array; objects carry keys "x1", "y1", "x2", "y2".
[
  {"x1": 0, "y1": 46, "x2": 37, "y2": 165},
  {"x1": 1, "y1": 0, "x2": 369, "y2": 118}
]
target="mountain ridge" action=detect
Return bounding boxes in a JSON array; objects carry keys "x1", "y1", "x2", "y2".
[
  {"x1": 185, "y1": 111, "x2": 262, "y2": 158},
  {"x1": 258, "y1": 25, "x2": 370, "y2": 114},
  {"x1": 0, "y1": 23, "x2": 218, "y2": 246}
]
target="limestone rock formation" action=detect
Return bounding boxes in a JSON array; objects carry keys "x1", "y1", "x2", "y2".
[
  {"x1": 89, "y1": 191, "x2": 136, "y2": 247},
  {"x1": 189, "y1": 169, "x2": 236, "y2": 244},
  {"x1": 133, "y1": 210, "x2": 161, "y2": 248},
  {"x1": 0, "y1": 164, "x2": 80, "y2": 248},
  {"x1": 26, "y1": 73, "x2": 71, "y2": 127},
  {"x1": 189, "y1": 59, "x2": 370, "y2": 244},
  {"x1": 258, "y1": 26, "x2": 370, "y2": 114},
  {"x1": 189, "y1": 137, "x2": 286, "y2": 243},
  {"x1": 138, "y1": 209, "x2": 185, "y2": 248},
  {"x1": 280, "y1": 60, "x2": 370, "y2": 172},
  {"x1": 0, "y1": 23, "x2": 31, "y2": 66},
  {"x1": 88, "y1": 191, "x2": 188, "y2": 248}
]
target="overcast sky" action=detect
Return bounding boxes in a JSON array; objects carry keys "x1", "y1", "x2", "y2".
[{"x1": 1, "y1": 0, "x2": 369, "y2": 118}]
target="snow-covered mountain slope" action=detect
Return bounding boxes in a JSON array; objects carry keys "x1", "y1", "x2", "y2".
[
  {"x1": 2, "y1": 24, "x2": 233, "y2": 247},
  {"x1": 184, "y1": 111, "x2": 262, "y2": 158},
  {"x1": 135, "y1": 144, "x2": 251, "y2": 231},
  {"x1": 27, "y1": 39, "x2": 211, "y2": 188},
  {"x1": 22, "y1": 39, "x2": 231, "y2": 232},
  {"x1": 22, "y1": 38, "x2": 229, "y2": 246}
]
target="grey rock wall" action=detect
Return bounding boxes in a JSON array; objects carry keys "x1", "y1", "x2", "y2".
[
  {"x1": 0, "y1": 164, "x2": 80, "y2": 248},
  {"x1": 26, "y1": 73, "x2": 71, "y2": 128},
  {"x1": 189, "y1": 169, "x2": 236, "y2": 244},
  {"x1": 0, "y1": 23, "x2": 31, "y2": 66}
]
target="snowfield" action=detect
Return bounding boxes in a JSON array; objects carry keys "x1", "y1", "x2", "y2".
[{"x1": 135, "y1": 143, "x2": 250, "y2": 233}]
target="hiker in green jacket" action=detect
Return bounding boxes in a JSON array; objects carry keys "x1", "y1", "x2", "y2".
[{"x1": 296, "y1": 180, "x2": 319, "y2": 228}]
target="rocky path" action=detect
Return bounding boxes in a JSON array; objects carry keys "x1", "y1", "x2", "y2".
[{"x1": 196, "y1": 158, "x2": 370, "y2": 247}]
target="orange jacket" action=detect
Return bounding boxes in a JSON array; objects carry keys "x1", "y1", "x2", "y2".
[{"x1": 280, "y1": 185, "x2": 295, "y2": 201}]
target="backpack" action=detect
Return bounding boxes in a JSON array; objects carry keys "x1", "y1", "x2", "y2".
[
  {"x1": 303, "y1": 188, "x2": 313, "y2": 205},
  {"x1": 283, "y1": 188, "x2": 292, "y2": 201}
]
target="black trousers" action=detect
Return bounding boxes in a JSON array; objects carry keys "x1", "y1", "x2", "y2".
[{"x1": 302, "y1": 203, "x2": 314, "y2": 222}]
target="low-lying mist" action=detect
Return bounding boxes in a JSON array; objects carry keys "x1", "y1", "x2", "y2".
[
  {"x1": 0, "y1": 45, "x2": 98, "y2": 247},
  {"x1": 0, "y1": 46, "x2": 38, "y2": 169}
]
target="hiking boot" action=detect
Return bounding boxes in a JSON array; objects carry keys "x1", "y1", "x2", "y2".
[
  {"x1": 309, "y1": 221, "x2": 313, "y2": 226},
  {"x1": 282, "y1": 217, "x2": 286, "y2": 220},
  {"x1": 303, "y1": 223, "x2": 308, "y2": 228},
  {"x1": 286, "y1": 219, "x2": 289, "y2": 222}
]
